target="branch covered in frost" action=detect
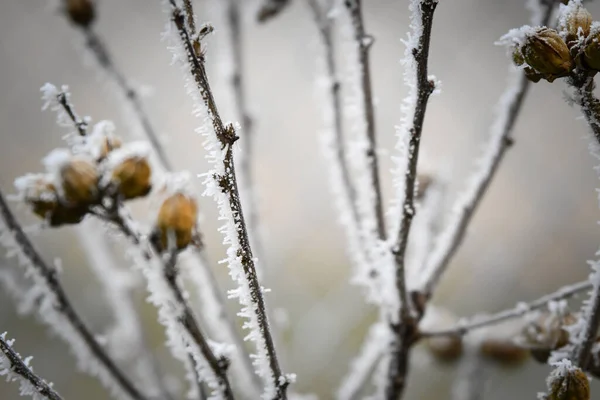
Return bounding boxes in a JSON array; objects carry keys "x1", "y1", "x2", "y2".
[
  {"x1": 165, "y1": 2, "x2": 290, "y2": 398},
  {"x1": 384, "y1": 1, "x2": 437, "y2": 399},
  {"x1": 0, "y1": 190, "x2": 147, "y2": 400},
  {"x1": 420, "y1": 280, "x2": 592, "y2": 337},
  {"x1": 93, "y1": 204, "x2": 235, "y2": 399},
  {"x1": 344, "y1": 0, "x2": 386, "y2": 242},
  {"x1": 56, "y1": 90, "x2": 88, "y2": 136},
  {"x1": 419, "y1": 0, "x2": 558, "y2": 297},
  {"x1": 0, "y1": 333, "x2": 64, "y2": 400},
  {"x1": 256, "y1": 0, "x2": 292, "y2": 22}
]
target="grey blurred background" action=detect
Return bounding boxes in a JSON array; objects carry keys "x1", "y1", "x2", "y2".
[{"x1": 1, "y1": 0, "x2": 600, "y2": 399}]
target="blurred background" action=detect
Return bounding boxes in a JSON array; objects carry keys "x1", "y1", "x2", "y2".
[{"x1": 1, "y1": 0, "x2": 600, "y2": 399}]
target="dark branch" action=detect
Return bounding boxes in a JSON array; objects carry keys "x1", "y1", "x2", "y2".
[
  {"x1": 0, "y1": 333, "x2": 65, "y2": 400},
  {"x1": 0, "y1": 190, "x2": 147, "y2": 400},
  {"x1": 56, "y1": 91, "x2": 88, "y2": 136}
]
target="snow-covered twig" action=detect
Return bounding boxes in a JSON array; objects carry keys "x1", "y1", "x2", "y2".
[
  {"x1": 420, "y1": 280, "x2": 592, "y2": 338},
  {"x1": 166, "y1": 2, "x2": 290, "y2": 398},
  {"x1": 418, "y1": 0, "x2": 556, "y2": 298},
  {"x1": 0, "y1": 190, "x2": 147, "y2": 400},
  {"x1": 0, "y1": 333, "x2": 64, "y2": 400},
  {"x1": 94, "y1": 204, "x2": 235, "y2": 399},
  {"x1": 343, "y1": 0, "x2": 386, "y2": 242},
  {"x1": 384, "y1": 1, "x2": 437, "y2": 399}
]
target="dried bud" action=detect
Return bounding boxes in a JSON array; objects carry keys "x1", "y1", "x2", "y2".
[
  {"x1": 559, "y1": 3, "x2": 592, "y2": 45},
  {"x1": 97, "y1": 135, "x2": 122, "y2": 161},
  {"x1": 547, "y1": 363, "x2": 590, "y2": 400},
  {"x1": 60, "y1": 157, "x2": 99, "y2": 204},
  {"x1": 14, "y1": 174, "x2": 58, "y2": 219},
  {"x1": 479, "y1": 339, "x2": 529, "y2": 366},
  {"x1": 583, "y1": 25, "x2": 600, "y2": 71},
  {"x1": 65, "y1": 0, "x2": 95, "y2": 28},
  {"x1": 424, "y1": 335, "x2": 463, "y2": 362},
  {"x1": 520, "y1": 312, "x2": 577, "y2": 364},
  {"x1": 521, "y1": 28, "x2": 573, "y2": 81},
  {"x1": 111, "y1": 157, "x2": 152, "y2": 200},
  {"x1": 154, "y1": 193, "x2": 198, "y2": 251}
]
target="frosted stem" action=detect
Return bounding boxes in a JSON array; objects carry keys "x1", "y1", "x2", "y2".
[
  {"x1": 0, "y1": 333, "x2": 65, "y2": 400},
  {"x1": 420, "y1": 280, "x2": 592, "y2": 337},
  {"x1": 344, "y1": 0, "x2": 386, "y2": 241},
  {"x1": 0, "y1": 190, "x2": 147, "y2": 400},
  {"x1": 384, "y1": 2, "x2": 437, "y2": 399},
  {"x1": 166, "y1": 2, "x2": 289, "y2": 397},
  {"x1": 96, "y1": 206, "x2": 234, "y2": 399}
]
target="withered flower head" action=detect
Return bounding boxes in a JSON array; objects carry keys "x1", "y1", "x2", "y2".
[
  {"x1": 64, "y1": 0, "x2": 95, "y2": 28},
  {"x1": 547, "y1": 361, "x2": 590, "y2": 400},
  {"x1": 424, "y1": 335, "x2": 463, "y2": 362},
  {"x1": 521, "y1": 28, "x2": 573, "y2": 81},
  {"x1": 154, "y1": 193, "x2": 198, "y2": 251},
  {"x1": 583, "y1": 23, "x2": 600, "y2": 71},
  {"x1": 479, "y1": 338, "x2": 529, "y2": 366},
  {"x1": 14, "y1": 174, "x2": 58, "y2": 219},
  {"x1": 104, "y1": 142, "x2": 152, "y2": 200},
  {"x1": 44, "y1": 149, "x2": 99, "y2": 205},
  {"x1": 558, "y1": 2, "x2": 592, "y2": 45}
]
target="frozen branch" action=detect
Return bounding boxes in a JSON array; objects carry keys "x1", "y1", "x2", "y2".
[
  {"x1": 165, "y1": 1, "x2": 290, "y2": 397},
  {"x1": 0, "y1": 333, "x2": 65, "y2": 400},
  {"x1": 418, "y1": 0, "x2": 557, "y2": 298},
  {"x1": 94, "y1": 204, "x2": 234, "y2": 399},
  {"x1": 420, "y1": 280, "x2": 592, "y2": 338},
  {"x1": 0, "y1": 190, "x2": 147, "y2": 400},
  {"x1": 384, "y1": 1, "x2": 437, "y2": 399}
]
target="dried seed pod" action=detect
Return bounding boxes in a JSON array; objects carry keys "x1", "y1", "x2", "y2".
[
  {"x1": 14, "y1": 174, "x2": 58, "y2": 220},
  {"x1": 559, "y1": 2, "x2": 592, "y2": 45},
  {"x1": 520, "y1": 312, "x2": 577, "y2": 364},
  {"x1": 154, "y1": 193, "x2": 198, "y2": 251},
  {"x1": 111, "y1": 157, "x2": 152, "y2": 200},
  {"x1": 583, "y1": 25, "x2": 600, "y2": 71},
  {"x1": 479, "y1": 339, "x2": 529, "y2": 366},
  {"x1": 547, "y1": 364, "x2": 590, "y2": 400},
  {"x1": 521, "y1": 28, "x2": 573, "y2": 81},
  {"x1": 424, "y1": 335, "x2": 463, "y2": 362},
  {"x1": 64, "y1": 0, "x2": 95, "y2": 28},
  {"x1": 96, "y1": 135, "x2": 122, "y2": 161},
  {"x1": 60, "y1": 157, "x2": 99, "y2": 204}
]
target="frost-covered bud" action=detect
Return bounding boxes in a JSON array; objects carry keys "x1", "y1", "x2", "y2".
[
  {"x1": 583, "y1": 24, "x2": 600, "y2": 71},
  {"x1": 479, "y1": 339, "x2": 529, "y2": 366},
  {"x1": 154, "y1": 193, "x2": 198, "y2": 251},
  {"x1": 64, "y1": 0, "x2": 95, "y2": 28},
  {"x1": 521, "y1": 28, "x2": 573, "y2": 81},
  {"x1": 424, "y1": 335, "x2": 463, "y2": 362},
  {"x1": 14, "y1": 174, "x2": 58, "y2": 219},
  {"x1": 519, "y1": 312, "x2": 576, "y2": 364},
  {"x1": 110, "y1": 157, "x2": 152, "y2": 200},
  {"x1": 60, "y1": 158, "x2": 99, "y2": 204},
  {"x1": 547, "y1": 362, "x2": 590, "y2": 400},
  {"x1": 558, "y1": 2, "x2": 592, "y2": 45}
]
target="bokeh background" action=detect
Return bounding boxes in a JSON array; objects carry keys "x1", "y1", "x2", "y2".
[{"x1": 1, "y1": 0, "x2": 600, "y2": 399}]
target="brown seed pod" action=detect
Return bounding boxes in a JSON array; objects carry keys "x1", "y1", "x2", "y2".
[
  {"x1": 521, "y1": 28, "x2": 573, "y2": 81},
  {"x1": 14, "y1": 175, "x2": 58, "y2": 220},
  {"x1": 424, "y1": 335, "x2": 463, "y2": 362},
  {"x1": 548, "y1": 364, "x2": 590, "y2": 400},
  {"x1": 583, "y1": 25, "x2": 600, "y2": 71},
  {"x1": 64, "y1": 0, "x2": 95, "y2": 28},
  {"x1": 559, "y1": 3, "x2": 592, "y2": 45},
  {"x1": 60, "y1": 157, "x2": 99, "y2": 204},
  {"x1": 111, "y1": 157, "x2": 152, "y2": 200},
  {"x1": 154, "y1": 193, "x2": 198, "y2": 251},
  {"x1": 479, "y1": 338, "x2": 529, "y2": 366}
]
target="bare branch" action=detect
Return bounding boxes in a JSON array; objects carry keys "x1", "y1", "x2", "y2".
[
  {"x1": 166, "y1": 2, "x2": 289, "y2": 397},
  {"x1": 420, "y1": 281, "x2": 592, "y2": 338},
  {"x1": 0, "y1": 190, "x2": 147, "y2": 400},
  {"x1": 0, "y1": 333, "x2": 65, "y2": 400},
  {"x1": 384, "y1": 1, "x2": 437, "y2": 398}
]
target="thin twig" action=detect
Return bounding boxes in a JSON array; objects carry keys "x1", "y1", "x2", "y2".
[
  {"x1": 168, "y1": 2, "x2": 288, "y2": 398},
  {"x1": 97, "y1": 206, "x2": 234, "y2": 399},
  {"x1": 56, "y1": 91, "x2": 88, "y2": 136},
  {"x1": 344, "y1": 0, "x2": 386, "y2": 241},
  {"x1": 419, "y1": 1, "x2": 557, "y2": 298},
  {"x1": 0, "y1": 190, "x2": 147, "y2": 400},
  {"x1": 71, "y1": 23, "x2": 173, "y2": 171},
  {"x1": 420, "y1": 280, "x2": 592, "y2": 338},
  {"x1": 0, "y1": 333, "x2": 65, "y2": 400}
]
